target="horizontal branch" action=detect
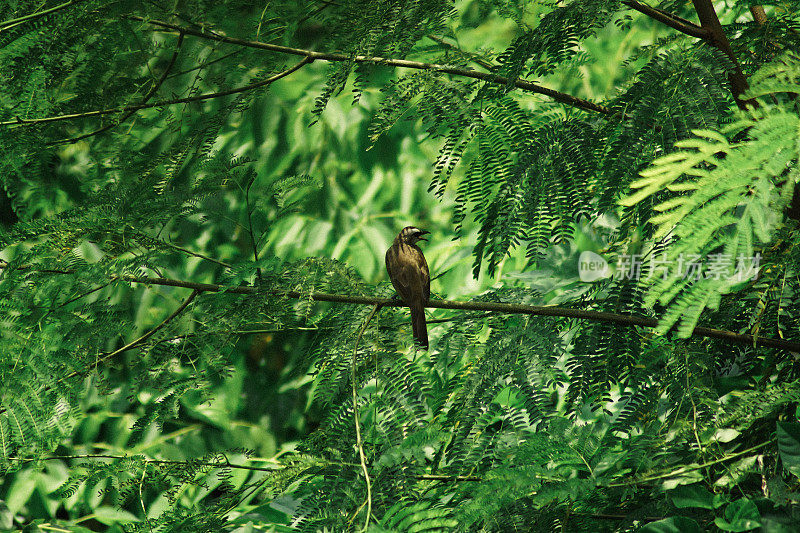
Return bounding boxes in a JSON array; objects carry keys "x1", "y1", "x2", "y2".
[
  {"x1": 87, "y1": 273, "x2": 800, "y2": 353},
  {"x1": 9, "y1": 453, "x2": 285, "y2": 473},
  {"x1": 131, "y1": 16, "x2": 611, "y2": 115},
  {"x1": 14, "y1": 453, "x2": 473, "y2": 484},
  {"x1": 15, "y1": 439, "x2": 772, "y2": 491},
  {"x1": 117, "y1": 275, "x2": 800, "y2": 352},
  {"x1": 3, "y1": 262, "x2": 797, "y2": 351}
]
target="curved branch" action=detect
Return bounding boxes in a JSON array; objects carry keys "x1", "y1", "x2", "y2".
[
  {"x1": 130, "y1": 16, "x2": 611, "y2": 115},
  {"x1": 351, "y1": 304, "x2": 381, "y2": 531},
  {"x1": 0, "y1": 58, "x2": 312, "y2": 128},
  {"x1": 622, "y1": 0, "x2": 709, "y2": 39}
]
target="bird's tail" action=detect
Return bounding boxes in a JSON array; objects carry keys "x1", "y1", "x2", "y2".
[{"x1": 410, "y1": 303, "x2": 428, "y2": 350}]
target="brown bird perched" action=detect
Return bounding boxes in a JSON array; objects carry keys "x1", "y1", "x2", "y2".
[{"x1": 385, "y1": 226, "x2": 431, "y2": 349}]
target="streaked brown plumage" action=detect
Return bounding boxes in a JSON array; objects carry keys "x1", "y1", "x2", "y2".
[{"x1": 385, "y1": 226, "x2": 430, "y2": 349}]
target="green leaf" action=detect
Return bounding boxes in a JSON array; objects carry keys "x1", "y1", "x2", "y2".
[
  {"x1": 6, "y1": 470, "x2": 36, "y2": 515},
  {"x1": 714, "y1": 499, "x2": 761, "y2": 532},
  {"x1": 776, "y1": 421, "x2": 800, "y2": 477},
  {"x1": 669, "y1": 483, "x2": 714, "y2": 510},
  {"x1": 93, "y1": 506, "x2": 140, "y2": 525},
  {"x1": 661, "y1": 466, "x2": 704, "y2": 490},
  {"x1": 638, "y1": 516, "x2": 701, "y2": 533}
]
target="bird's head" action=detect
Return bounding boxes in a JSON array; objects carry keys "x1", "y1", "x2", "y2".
[{"x1": 399, "y1": 226, "x2": 430, "y2": 245}]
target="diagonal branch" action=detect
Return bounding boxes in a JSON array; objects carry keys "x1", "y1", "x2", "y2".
[
  {"x1": 427, "y1": 34, "x2": 497, "y2": 72},
  {"x1": 622, "y1": 0, "x2": 709, "y2": 39},
  {"x1": 2, "y1": 261, "x2": 798, "y2": 352},
  {"x1": 130, "y1": 16, "x2": 611, "y2": 115},
  {"x1": 691, "y1": 0, "x2": 754, "y2": 109},
  {"x1": 57, "y1": 289, "x2": 199, "y2": 385},
  {"x1": 607, "y1": 441, "x2": 771, "y2": 487},
  {"x1": 49, "y1": 31, "x2": 186, "y2": 145},
  {"x1": 0, "y1": 288, "x2": 200, "y2": 417},
  {"x1": 0, "y1": 0, "x2": 87, "y2": 32},
  {"x1": 0, "y1": 57, "x2": 312, "y2": 128}
]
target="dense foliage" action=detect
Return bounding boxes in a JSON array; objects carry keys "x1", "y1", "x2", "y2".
[{"x1": 1, "y1": 0, "x2": 800, "y2": 531}]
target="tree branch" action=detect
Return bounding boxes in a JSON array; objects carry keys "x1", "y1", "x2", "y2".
[
  {"x1": 622, "y1": 0, "x2": 709, "y2": 40},
  {"x1": 426, "y1": 34, "x2": 497, "y2": 72},
  {"x1": 56, "y1": 289, "x2": 199, "y2": 385},
  {"x1": 750, "y1": 6, "x2": 768, "y2": 26},
  {"x1": 156, "y1": 239, "x2": 234, "y2": 269},
  {"x1": 351, "y1": 304, "x2": 381, "y2": 532},
  {"x1": 49, "y1": 31, "x2": 186, "y2": 145},
  {"x1": 607, "y1": 441, "x2": 771, "y2": 487},
  {"x1": 167, "y1": 49, "x2": 242, "y2": 79},
  {"x1": 130, "y1": 16, "x2": 611, "y2": 115},
  {"x1": 135, "y1": 276, "x2": 800, "y2": 351},
  {"x1": 0, "y1": 57, "x2": 312, "y2": 128},
  {"x1": 691, "y1": 0, "x2": 754, "y2": 109},
  {"x1": 2, "y1": 261, "x2": 796, "y2": 352},
  {"x1": 0, "y1": 0, "x2": 87, "y2": 32}
]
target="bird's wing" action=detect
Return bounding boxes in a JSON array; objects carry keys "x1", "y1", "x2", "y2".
[
  {"x1": 419, "y1": 251, "x2": 430, "y2": 302},
  {"x1": 392, "y1": 261, "x2": 423, "y2": 304}
]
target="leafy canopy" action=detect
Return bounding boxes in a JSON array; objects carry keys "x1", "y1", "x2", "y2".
[{"x1": 1, "y1": 1, "x2": 800, "y2": 532}]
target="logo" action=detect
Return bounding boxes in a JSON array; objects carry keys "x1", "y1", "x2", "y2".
[{"x1": 578, "y1": 251, "x2": 611, "y2": 282}]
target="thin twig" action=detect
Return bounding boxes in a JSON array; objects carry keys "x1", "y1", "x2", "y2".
[
  {"x1": 167, "y1": 49, "x2": 241, "y2": 79},
  {"x1": 58, "y1": 289, "x2": 199, "y2": 384},
  {"x1": 414, "y1": 473, "x2": 481, "y2": 481},
  {"x1": 0, "y1": 0, "x2": 87, "y2": 32},
  {"x1": 23, "y1": 452, "x2": 358, "y2": 471},
  {"x1": 157, "y1": 239, "x2": 233, "y2": 268},
  {"x1": 245, "y1": 173, "x2": 262, "y2": 279},
  {"x1": 13, "y1": 440, "x2": 773, "y2": 494},
  {"x1": 351, "y1": 304, "x2": 382, "y2": 531},
  {"x1": 296, "y1": 0, "x2": 337, "y2": 26},
  {"x1": 427, "y1": 34, "x2": 497, "y2": 71},
  {"x1": 54, "y1": 281, "x2": 113, "y2": 309},
  {"x1": 427, "y1": 312, "x2": 492, "y2": 324},
  {"x1": 0, "y1": 58, "x2": 312, "y2": 127},
  {"x1": 138, "y1": 468, "x2": 153, "y2": 533},
  {"x1": 606, "y1": 441, "x2": 771, "y2": 487},
  {"x1": 49, "y1": 31, "x2": 186, "y2": 145}
]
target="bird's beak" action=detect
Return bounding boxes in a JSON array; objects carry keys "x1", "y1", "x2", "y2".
[{"x1": 418, "y1": 230, "x2": 430, "y2": 241}]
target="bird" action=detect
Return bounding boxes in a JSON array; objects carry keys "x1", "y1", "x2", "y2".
[{"x1": 385, "y1": 226, "x2": 431, "y2": 349}]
